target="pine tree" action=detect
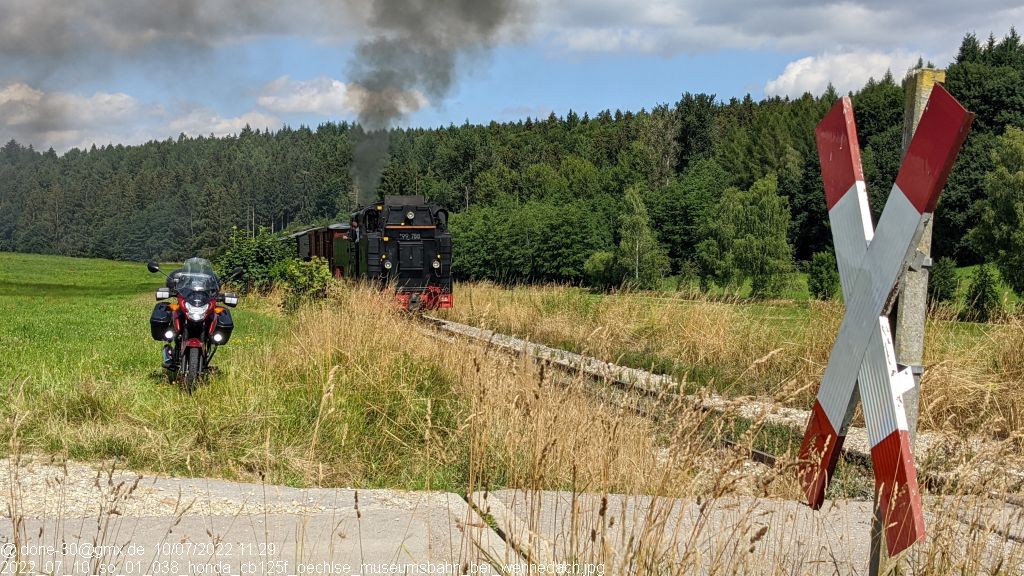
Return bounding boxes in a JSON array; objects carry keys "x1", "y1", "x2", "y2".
[
  {"x1": 674, "y1": 92, "x2": 717, "y2": 172},
  {"x1": 808, "y1": 251, "x2": 840, "y2": 300},
  {"x1": 963, "y1": 264, "x2": 1001, "y2": 322},
  {"x1": 928, "y1": 257, "x2": 959, "y2": 303}
]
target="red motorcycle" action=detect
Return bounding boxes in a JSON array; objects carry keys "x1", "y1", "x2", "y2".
[{"x1": 148, "y1": 258, "x2": 242, "y2": 392}]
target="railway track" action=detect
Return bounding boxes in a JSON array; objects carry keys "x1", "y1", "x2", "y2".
[
  {"x1": 417, "y1": 313, "x2": 1024, "y2": 549},
  {"x1": 419, "y1": 314, "x2": 1024, "y2": 503},
  {"x1": 419, "y1": 314, "x2": 846, "y2": 472}
]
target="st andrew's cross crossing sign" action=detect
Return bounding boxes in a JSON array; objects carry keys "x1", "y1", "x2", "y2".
[{"x1": 798, "y1": 84, "x2": 973, "y2": 555}]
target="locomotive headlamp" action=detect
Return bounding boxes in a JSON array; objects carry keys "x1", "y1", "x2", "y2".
[
  {"x1": 432, "y1": 259, "x2": 441, "y2": 269},
  {"x1": 406, "y1": 211, "x2": 415, "y2": 220},
  {"x1": 384, "y1": 260, "x2": 393, "y2": 270}
]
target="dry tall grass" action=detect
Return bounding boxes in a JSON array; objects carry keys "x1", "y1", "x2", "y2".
[
  {"x1": 2, "y1": 281, "x2": 776, "y2": 495},
  {"x1": 438, "y1": 283, "x2": 1024, "y2": 574},
  {"x1": 3, "y1": 280, "x2": 1022, "y2": 574},
  {"x1": 443, "y1": 282, "x2": 1024, "y2": 435}
]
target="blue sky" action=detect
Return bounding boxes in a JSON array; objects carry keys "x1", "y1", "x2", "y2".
[
  {"x1": 71, "y1": 39, "x2": 789, "y2": 123},
  {"x1": 418, "y1": 45, "x2": 788, "y2": 126},
  {"x1": 0, "y1": 0, "x2": 1020, "y2": 151}
]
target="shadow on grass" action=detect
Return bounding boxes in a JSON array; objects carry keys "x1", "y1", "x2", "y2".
[
  {"x1": 146, "y1": 366, "x2": 228, "y2": 395},
  {"x1": 0, "y1": 279, "x2": 153, "y2": 297}
]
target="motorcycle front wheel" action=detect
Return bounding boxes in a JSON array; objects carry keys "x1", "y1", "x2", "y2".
[{"x1": 181, "y1": 347, "x2": 202, "y2": 394}]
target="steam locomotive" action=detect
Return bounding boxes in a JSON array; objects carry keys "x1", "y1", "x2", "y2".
[{"x1": 291, "y1": 195, "x2": 452, "y2": 310}]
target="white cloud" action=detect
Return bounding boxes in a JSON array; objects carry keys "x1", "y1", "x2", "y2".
[
  {"x1": 536, "y1": 0, "x2": 1024, "y2": 56},
  {"x1": 167, "y1": 108, "x2": 283, "y2": 138},
  {"x1": 535, "y1": 1, "x2": 1024, "y2": 100},
  {"x1": 499, "y1": 104, "x2": 553, "y2": 120},
  {"x1": 540, "y1": 2, "x2": 751, "y2": 55},
  {"x1": 0, "y1": 83, "x2": 140, "y2": 127},
  {"x1": 0, "y1": 82, "x2": 150, "y2": 149},
  {"x1": 0, "y1": 76, "x2": 438, "y2": 152},
  {"x1": 0, "y1": 83, "x2": 45, "y2": 125},
  {"x1": 764, "y1": 50, "x2": 923, "y2": 97},
  {"x1": 557, "y1": 28, "x2": 657, "y2": 53},
  {"x1": 0, "y1": 81, "x2": 284, "y2": 151},
  {"x1": 256, "y1": 75, "x2": 428, "y2": 118},
  {"x1": 257, "y1": 76, "x2": 356, "y2": 116}
]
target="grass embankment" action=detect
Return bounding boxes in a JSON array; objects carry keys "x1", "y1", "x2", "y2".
[
  {"x1": 0, "y1": 252, "x2": 756, "y2": 498},
  {"x1": 440, "y1": 282, "x2": 1024, "y2": 435},
  {"x1": 0, "y1": 253, "x2": 474, "y2": 488}
]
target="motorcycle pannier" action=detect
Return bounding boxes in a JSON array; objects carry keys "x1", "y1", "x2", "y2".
[
  {"x1": 150, "y1": 302, "x2": 172, "y2": 341},
  {"x1": 215, "y1": 309, "x2": 234, "y2": 344}
]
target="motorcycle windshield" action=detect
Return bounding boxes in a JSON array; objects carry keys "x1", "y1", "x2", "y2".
[{"x1": 174, "y1": 258, "x2": 220, "y2": 299}]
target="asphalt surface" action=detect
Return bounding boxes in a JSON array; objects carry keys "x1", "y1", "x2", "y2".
[{"x1": 3, "y1": 459, "x2": 1022, "y2": 575}]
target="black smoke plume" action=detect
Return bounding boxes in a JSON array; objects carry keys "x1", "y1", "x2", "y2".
[
  {"x1": 0, "y1": 1, "x2": 351, "y2": 62},
  {"x1": 346, "y1": 0, "x2": 528, "y2": 204}
]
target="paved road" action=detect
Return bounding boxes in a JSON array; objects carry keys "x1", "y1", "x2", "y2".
[
  {"x1": 473, "y1": 489, "x2": 1024, "y2": 575},
  {"x1": 0, "y1": 459, "x2": 513, "y2": 575},
  {"x1": 2, "y1": 459, "x2": 1022, "y2": 575}
]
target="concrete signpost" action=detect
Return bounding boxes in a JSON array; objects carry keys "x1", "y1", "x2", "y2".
[
  {"x1": 893, "y1": 68, "x2": 947, "y2": 451},
  {"x1": 798, "y1": 84, "x2": 973, "y2": 556}
]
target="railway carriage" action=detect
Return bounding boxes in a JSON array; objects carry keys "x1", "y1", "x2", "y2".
[{"x1": 292, "y1": 195, "x2": 452, "y2": 310}]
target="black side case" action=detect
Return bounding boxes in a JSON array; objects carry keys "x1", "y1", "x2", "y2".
[
  {"x1": 215, "y1": 309, "x2": 234, "y2": 344},
  {"x1": 150, "y1": 302, "x2": 172, "y2": 341}
]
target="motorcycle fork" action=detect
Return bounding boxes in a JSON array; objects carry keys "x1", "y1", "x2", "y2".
[{"x1": 181, "y1": 320, "x2": 211, "y2": 369}]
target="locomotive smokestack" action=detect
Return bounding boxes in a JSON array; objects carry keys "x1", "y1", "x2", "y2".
[{"x1": 347, "y1": 0, "x2": 529, "y2": 204}]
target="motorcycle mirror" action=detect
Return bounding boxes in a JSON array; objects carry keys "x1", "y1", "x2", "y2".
[
  {"x1": 147, "y1": 260, "x2": 161, "y2": 274},
  {"x1": 229, "y1": 267, "x2": 244, "y2": 281}
]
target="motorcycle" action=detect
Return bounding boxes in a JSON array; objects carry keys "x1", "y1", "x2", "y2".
[{"x1": 147, "y1": 258, "x2": 243, "y2": 392}]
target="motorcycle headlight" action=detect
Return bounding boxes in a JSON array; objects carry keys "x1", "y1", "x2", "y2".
[
  {"x1": 406, "y1": 211, "x2": 415, "y2": 220},
  {"x1": 432, "y1": 259, "x2": 441, "y2": 269},
  {"x1": 185, "y1": 302, "x2": 208, "y2": 321},
  {"x1": 383, "y1": 260, "x2": 393, "y2": 270}
]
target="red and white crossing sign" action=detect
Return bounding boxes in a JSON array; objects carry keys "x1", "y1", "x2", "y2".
[{"x1": 798, "y1": 84, "x2": 973, "y2": 555}]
